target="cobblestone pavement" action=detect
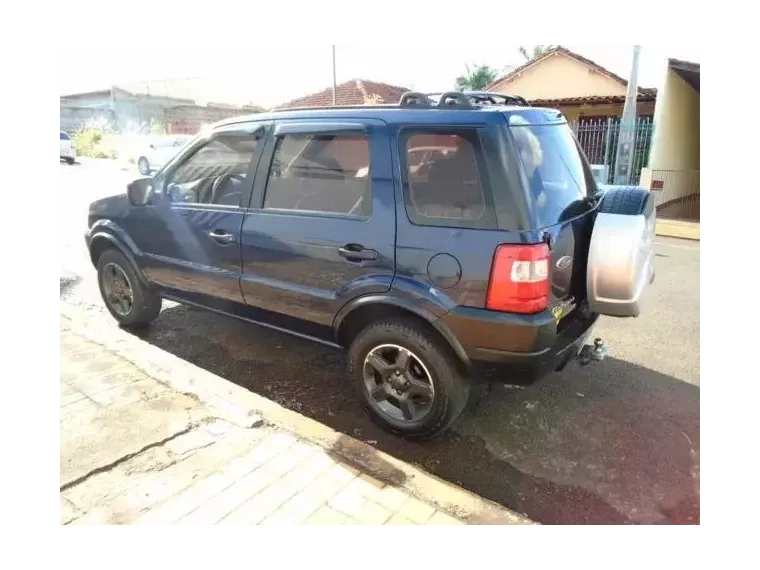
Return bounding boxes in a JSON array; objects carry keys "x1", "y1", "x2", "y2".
[{"x1": 60, "y1": 316, "x2": 465, "y2": 525}]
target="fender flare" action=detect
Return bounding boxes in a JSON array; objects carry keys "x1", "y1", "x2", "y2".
[
  {"x1": 333, "y1": 294, "x2": 472, "y2": 369},
  {"x1": 87, "y1": 225, "x2": 150, "y2": 287}
]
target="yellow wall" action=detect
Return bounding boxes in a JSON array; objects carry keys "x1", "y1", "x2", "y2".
[
  {"x1": 648, "y1": 69, "x2": 700, "y2": 171},
  {"x1": 640, "y1": 68, "x2": 700, "y2": 218},
  {"x1": 490, "y1": 53, "x2": 627, "y2": 100}
]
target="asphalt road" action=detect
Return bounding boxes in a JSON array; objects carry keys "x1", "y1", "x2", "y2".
[{"x1": 60, "y1": 160, "x2": 700, "y2": 524}]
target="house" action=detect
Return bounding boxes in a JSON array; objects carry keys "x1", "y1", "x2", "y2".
[
  {"x1": 486, "y1": 46, "x2": 657, "y2": 188},
  {"x1": 275, "y1": 79, "x2": 410, "y2": 109},
  {"x1": 639, "y1": 58, "x2": 700, "y2": 223},
  {"x1": 486, "y1": 46, "x2": 657, "y2": 123},
  {"x1": 60, "y1": 86, "x2": 262, "y2": 135}
]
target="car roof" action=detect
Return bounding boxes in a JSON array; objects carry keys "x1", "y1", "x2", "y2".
[{"x1": 213, "y1": 105, "x2": 567, "y2": 130}]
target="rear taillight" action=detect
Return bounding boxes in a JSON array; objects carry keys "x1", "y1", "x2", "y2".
[{"x1": 486, "y1": 244, "x2": 550, "y2": 314}]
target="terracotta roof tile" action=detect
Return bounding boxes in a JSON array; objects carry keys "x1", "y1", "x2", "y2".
[
  {"x1": 530, "y1": 92, "x2": 657, "y2": 107},
  {"x1": 275, "y1": 79, "x2": 410, "y2": 109}
]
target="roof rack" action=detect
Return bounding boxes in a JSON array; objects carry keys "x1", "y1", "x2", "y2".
[
  {"x1": 268, "y1": 90, "x2": 531, "y2": 114},
  {"x1": 399, "y1": 90, "x2": 530, "y2": 109}
]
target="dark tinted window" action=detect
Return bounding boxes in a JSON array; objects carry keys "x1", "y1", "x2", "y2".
[
  {"x1": 509, "y1": 116, "x2": 591, "y2": 227},
  {"x1": 263, "y1": 133, "x2": 370, "y2": 217},
  {"x1": 60, "y1": 132, "x2": 70, "y2": 140},
  {"x1": 401, "y1": 130, "x2": 493, "y2": 228},
  {"x1": 164, "y1": 131, "x2": 260, "y2": 207}
]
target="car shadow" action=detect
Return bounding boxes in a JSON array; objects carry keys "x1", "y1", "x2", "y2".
[{"x1": 131, "y1": 303, "x2": 699, "y2": 525}]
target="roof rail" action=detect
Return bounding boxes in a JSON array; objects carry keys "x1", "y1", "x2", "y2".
[
  {"x1": 464, "y1": 91, "x2": 530, "y2": 107},
  {"x1": 269, "y1": 91, "x2": 531, "y2": 113},
  {"x1": 399, "y1": 90, "x2": 530, "y2": 109},
  {"x1": 398, "y1": 92, "x2": 434, "y2": 108}
]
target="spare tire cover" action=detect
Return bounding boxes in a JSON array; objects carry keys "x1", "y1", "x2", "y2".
[{"x1": 586, "y1": 186, "x2": 655, "y2": 318}]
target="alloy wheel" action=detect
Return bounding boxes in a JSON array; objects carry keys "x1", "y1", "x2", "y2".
[
  {"x1": 102, "y1": 262, "x2": 134, "y2": 317},
  {"x1": 362, "y1": 344, "x2": 436, "y2": 423}
]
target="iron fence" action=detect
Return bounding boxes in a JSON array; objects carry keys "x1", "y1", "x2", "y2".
[
  {"x1": 568, "y1": 117, "x2": 654, "y2": 186},
  {"x1": 648, "y1": 169, "x2": 700, "y2": 221}
]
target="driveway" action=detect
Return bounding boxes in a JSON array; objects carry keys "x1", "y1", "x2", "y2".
[{"x1": 60, "y1": 160, "x2": 699, "y2": 524}]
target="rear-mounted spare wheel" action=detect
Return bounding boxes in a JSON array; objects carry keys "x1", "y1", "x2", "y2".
[{"x1": 586, "y1": 186, "x2": 656, "y2": 317}]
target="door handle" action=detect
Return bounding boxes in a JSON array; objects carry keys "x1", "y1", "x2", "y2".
[
  {"x1": 338, "y1": 245, "x2": 378, "y2": 261},
  {"x1": 208, "y1": 230, "x2": 236, "y2": 245}
]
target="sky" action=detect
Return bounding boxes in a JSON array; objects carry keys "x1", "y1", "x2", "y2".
[{"x1": 59, "y1": 44, "x2": 701, "y2": 109}]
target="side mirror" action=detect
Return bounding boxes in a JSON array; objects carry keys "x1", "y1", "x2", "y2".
[{"x1": 127, "y1": 177, "x2": 154, "y2": 206}]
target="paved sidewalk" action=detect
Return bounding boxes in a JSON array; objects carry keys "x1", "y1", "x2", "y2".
[{"x1": 61, "y1": 316, "x2": 466, "y2": 525}]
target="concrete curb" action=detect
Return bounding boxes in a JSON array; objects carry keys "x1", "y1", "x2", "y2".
[
  {"x1": 60, "y1": 302, "x2": 534, "y2": 525},
  {"x1": 656, "y1": 219, "x2": 699, "y2": 241}
]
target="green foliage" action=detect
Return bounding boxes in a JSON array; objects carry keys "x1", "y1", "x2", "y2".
[
  {"x1": 518, "y1": 45, "x2": 554, "y2": 61},
  {"x1": 149, "y1": 117, "x2": 167, "y2": 135},
  {"x1": 455, "y1": 64, "x2": 499, "y2": 91},
  {"x1": 72, "y1": 122, "x2": 117, "y2": 159}
]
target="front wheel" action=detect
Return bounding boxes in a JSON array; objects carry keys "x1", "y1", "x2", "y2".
[
  {"x1": 96, "y1": 248, "x2": 162, "y2": 328},
  {"x1": 348, "y1": 318, "x2": 471, "y2": 439}
]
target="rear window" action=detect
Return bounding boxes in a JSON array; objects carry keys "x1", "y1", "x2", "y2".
[
  {"x1": 60, "y1": 132, "x2": 70, "y2": 141},
  {"x1": 400, "y1": 129, "x2": 496, "y2": 229},
  {"x1": 509, "y1": 116, "x2": 592, "y2": 227}
]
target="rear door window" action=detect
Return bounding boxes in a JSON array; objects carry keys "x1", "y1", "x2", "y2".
[
  {"x1": 262, "y1": 132, "x2": 371, "y2": 217},
  {"x1": 400, "y1": 129, "x2": 496, "y2": 229},
  {"x1": 60, "y1": 132, "x2": 70, "y2": 141}
]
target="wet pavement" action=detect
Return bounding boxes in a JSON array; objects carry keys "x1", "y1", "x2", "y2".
[{"x1": 61, "y1": 160, "x2": 700, "y2": 524}]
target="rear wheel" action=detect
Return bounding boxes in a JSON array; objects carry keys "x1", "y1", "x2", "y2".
[
  {"x1": 348, "y1": 318, "x2": 470, "y2": 439},
  {"x1": 137, "y1": 156, "x2": 150, "y2": 175},
  {"x1": 96, "y1": 248, "x2": 161, "y2": 328},
  {"x1": 64, "y1": 157, "x2": 75, "y2": 165}
]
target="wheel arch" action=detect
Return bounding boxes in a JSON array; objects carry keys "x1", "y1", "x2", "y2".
[
  {"x1": 334, "y1": 295, "x2": 472, "y2": 372},
  {"x1": 88, "y1": 231, "x2": 150, "y2": 288}
]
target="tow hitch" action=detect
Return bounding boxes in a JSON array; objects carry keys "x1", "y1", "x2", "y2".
[{"x1": 577, "y1": 338, "x2": 608, "y2": 366}]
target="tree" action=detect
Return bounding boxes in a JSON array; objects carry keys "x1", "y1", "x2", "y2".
[
  {"x1": 455, "y1": 64, "x2": 498, "y2": 91},
  {"x1": 518, "y1": 45, "x2": 554, "y2": 61}
]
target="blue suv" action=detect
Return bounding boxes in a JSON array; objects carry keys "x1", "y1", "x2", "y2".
[{"x1": 85, "y1": 92, "x2": 655, "y2": 438}]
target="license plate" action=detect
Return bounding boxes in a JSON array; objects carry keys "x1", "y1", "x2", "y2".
[{"x1": 551, "y1": 301, "x2": 573, "y2": 324}]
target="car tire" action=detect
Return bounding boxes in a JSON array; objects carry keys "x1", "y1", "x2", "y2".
[
  {"x1": 137, "y1": 157, "x2": 151, "y2": 176},
  {"x1": 65, "y1": 157, "x2": 75, "y2": 165},
  {"x1": 96, "y1": 248, "x2": 162, "y2": 328},
  {"x1": 598, "y1": 186, "x2": 652, "y2": 216},
  {"x1": 347, "y1": 317, "x2": 471, "y2": 440}
]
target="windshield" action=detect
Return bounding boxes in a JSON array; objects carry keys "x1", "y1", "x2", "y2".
[{"x1": 509, "y1": 117, "x2": 592, "y2": 227}]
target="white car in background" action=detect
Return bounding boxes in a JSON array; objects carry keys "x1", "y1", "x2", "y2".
[
  {"x1": 135, "y1": 134, "x2": 194, "y2": 175},
  {"x1": 60, "y1": 131, "x2": 76, "y2": 164}
]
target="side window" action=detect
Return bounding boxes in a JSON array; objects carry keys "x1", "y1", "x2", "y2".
[
  {"x1": 401, "y1": 129, "x2": 494, "y2": 228},
  {"x1": 262, "y1": 132, "x2": 370, "y2": 217},
  {"x1": 164, "y1": 130, "x2": 260, "y2": 207}
]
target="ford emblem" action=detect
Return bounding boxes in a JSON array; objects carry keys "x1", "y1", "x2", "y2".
[{"x1": 556, "y1": 256, "x2": 573, "y2": 270}]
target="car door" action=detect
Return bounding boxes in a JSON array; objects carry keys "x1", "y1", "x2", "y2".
[
  {"x1": 239, "y1": 119, "x2": 395, "y2": 340},
  {"x1": 125, "y1": 122, "x2": 269, "y2": 305}
]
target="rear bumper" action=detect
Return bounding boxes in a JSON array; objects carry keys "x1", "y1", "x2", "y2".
[{"x1": 438, "y1": 305, "x2": 599, "y2": 381}]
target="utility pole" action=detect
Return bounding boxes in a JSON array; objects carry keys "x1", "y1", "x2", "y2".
[
  {"x1": 332, "y1": 46, "x2": 337, "y2": 106},
  {"x1": 613, "y1": 45, "x2": 641, "y2": 185}
]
